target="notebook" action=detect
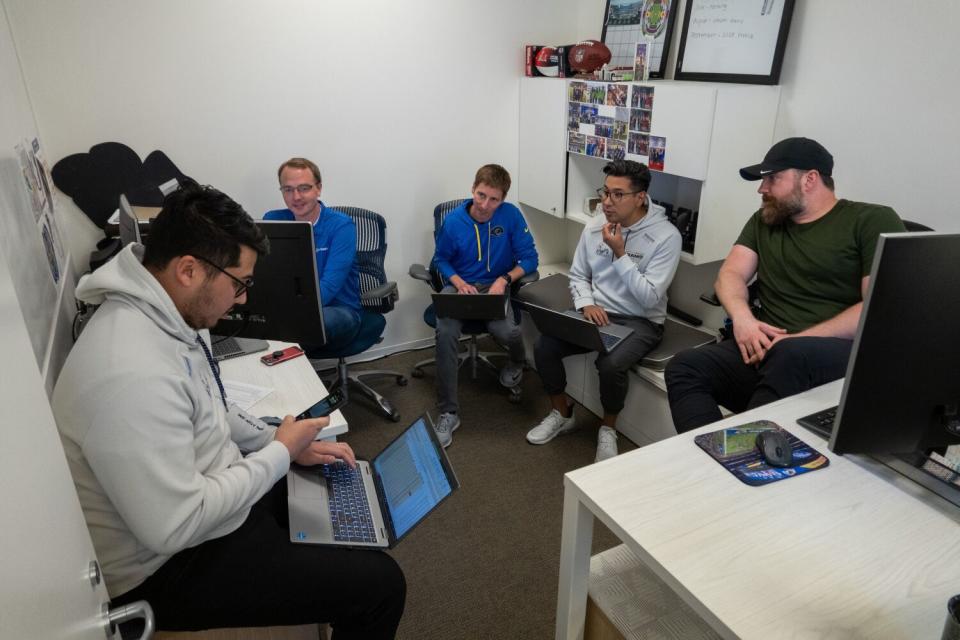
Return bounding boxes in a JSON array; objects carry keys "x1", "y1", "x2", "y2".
[
  {"x1": 209, "y1": 335, "x2": 269, "y2": 362},
  {"x1": 287, "y1": 414, "x2": 459, "y2": 548},
  {"x1": 431, "y1": 292, "x2": 507, "y2": 320},
  {"x1": 524, "y1": 302, "x2": 634, "y2": 354}
]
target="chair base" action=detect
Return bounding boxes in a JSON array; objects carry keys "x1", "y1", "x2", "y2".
[
  {"x1": 411, "y1": 336, "x2": 522, "y2": 403},
  {"x1": 315, "y1": 358, "x2": 406, "y2": 422}
]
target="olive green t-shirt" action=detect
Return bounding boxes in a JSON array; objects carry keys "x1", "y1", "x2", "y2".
[{"x1": 735, "y1": 199, "x2": 905, "y2": 333}]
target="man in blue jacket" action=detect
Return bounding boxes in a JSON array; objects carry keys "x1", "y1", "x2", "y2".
[
  {"x1": 431, "y1": 164, "x2": 539, "y2": 447},
  {"x1": 265, "y1": 157, "x2": 361, "y2": 355}
]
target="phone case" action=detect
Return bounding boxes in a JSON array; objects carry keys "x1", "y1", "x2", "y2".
[{"x1": 261, "y1": 347, "x2": 304, "y2": 366}]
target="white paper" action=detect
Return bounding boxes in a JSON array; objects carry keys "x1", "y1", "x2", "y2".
[{"x1": 222, "y1": 379, "x2": 273, "y2": 411}]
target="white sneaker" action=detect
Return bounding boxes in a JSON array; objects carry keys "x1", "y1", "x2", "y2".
[
  {"x1": 526, "y1": 409, "x2": 576, "y2": 444},
  {"x1": 595, "y1": 426, "x2": 618, "y2": 462},
  {"x1": 499, "y1": 361, "x2": 524, "y2": 388},
  {"x1": 435, "y1": 412, "x2": 460, "y2": 448}
]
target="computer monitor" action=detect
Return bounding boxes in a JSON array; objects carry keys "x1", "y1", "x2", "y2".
[
  {"x1": 830, "y1": 232, "x2": 960, "y2": 456},
  {"x1": 118, "y1": 194, "x2": 142, "y2": 246},
  {"x1": 212, "y1": 221, "x2": 326, "y2": 346}
]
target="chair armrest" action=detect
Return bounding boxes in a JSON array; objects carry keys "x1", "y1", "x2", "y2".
[
  {"x1": 362, "y1": 281, "x2": 397, "y2": 301},
  {"x1": 408, "y1": 263, "x2": 431, "y2": 282},
  {"x1": 516, "y1": 270, "x2": 540, "y2": 287}
]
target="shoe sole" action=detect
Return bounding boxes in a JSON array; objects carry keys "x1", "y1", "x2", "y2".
[{"x1": 526, "y1": 421, "x2": 576, "y2": 445}]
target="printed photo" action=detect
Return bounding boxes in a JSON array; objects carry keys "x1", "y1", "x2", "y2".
[
  {"x1": 628, "y1": 132, "x2": 650, "y2": 156},
  {"x1": 606, "y1": 139, "x2": 626, "y2": 161},
  {"x1": 648, "y1": 135, "x2": 666, "y2": 170}
]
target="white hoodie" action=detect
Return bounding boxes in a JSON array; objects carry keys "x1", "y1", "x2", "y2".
[
  {"x1": 52, "y1": 245, "x2": 290, "y2": 597},
  {"x1": 568, "y1": 199, "x2": 682, "y2": 323}
]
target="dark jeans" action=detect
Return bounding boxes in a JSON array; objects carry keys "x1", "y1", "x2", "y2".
[
  {"x1": 303, "y1": 305, "x2": 363, "y2": 358},
  {"x1": 534, "y1": 315, "x2": 663, "y2": 415},
  {"x1": 665, "y1": 336, "x2": 852, "y2": 433},
  {"x1": 113, "y1": 481, "x2": 405, "y2": 639}
]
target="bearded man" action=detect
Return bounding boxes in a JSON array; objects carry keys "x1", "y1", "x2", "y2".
[{"x1": 664, "y1": 137, "x2": 905, "y2": 433}]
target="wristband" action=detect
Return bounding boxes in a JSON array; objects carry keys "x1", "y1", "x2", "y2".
[{"x1": 501, "y1": 273, "x2": 513, "y2": 285}]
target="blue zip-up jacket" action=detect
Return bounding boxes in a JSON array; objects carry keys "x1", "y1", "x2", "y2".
[
  {"x1": 264, "y1": 202, "x2": 362, "y2": 313},
  {"x1": 432, "y1": 200, "x2": 539, "y2": 285}
]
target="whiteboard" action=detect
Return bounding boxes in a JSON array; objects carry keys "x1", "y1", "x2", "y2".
[{"x1": 675, "y1": 0, "x2": 795, "y2": 84}]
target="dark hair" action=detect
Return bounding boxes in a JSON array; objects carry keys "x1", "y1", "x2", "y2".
[
  {"x1": 278, "y1": 157, "x2": 322, "y2": 185},
  {"x1": 473, "y1": 164, "x2": 511, "y2": 196},
  {"x1": 602, "y1": 159, "x2": 651, "y2": 193},
  {"x1": 142, "y1": 181, "x2": 269, "y2": 270},
  {"x1": 821, "y1": 174, "x2": 835, "y2": 191}
]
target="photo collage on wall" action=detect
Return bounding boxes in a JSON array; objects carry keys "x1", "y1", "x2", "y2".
[{"x1": 568, "y1": 82, "x2": 666, "y2": 171}]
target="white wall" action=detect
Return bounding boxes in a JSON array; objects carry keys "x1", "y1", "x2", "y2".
[{"x1": 6, "y1": 0, "x2": 584, "y2": 354}]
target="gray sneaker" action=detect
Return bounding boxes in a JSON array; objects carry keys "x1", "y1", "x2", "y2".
[
  {"x1": 435, "y1": 412, "x2": 460, "y2": 448},
  {"x1": 595, "y1": 426, "x2": 619, "y2": 462},
  {"x1": 499, "y1": 361, "x2": 524, "y2": 388},
  {"x1": 526, "y1": 409, "x2": 576, "y2": 444}
]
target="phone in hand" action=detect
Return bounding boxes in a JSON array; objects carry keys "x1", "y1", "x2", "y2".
[
  {"x1": 260, "y1": 346, "x2": 305, "y2": 366},
  {"x1": 296, "y1": 388, "x2": 348, "y2": 420}
]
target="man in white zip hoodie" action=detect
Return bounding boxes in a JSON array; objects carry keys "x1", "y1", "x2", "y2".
[
  {"x1": 52, "y1": 183, "x2": 405, "y2": 638},
  {"x1": 526, "y1": 160, "x2": 682, "y2": 462}
]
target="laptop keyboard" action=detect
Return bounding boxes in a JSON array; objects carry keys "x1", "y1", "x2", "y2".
[
  {"x1": 322, "y1": 464, "x2": 378, "y2": 543},
  {"x1": 599, "y1": 332, "x2": 621, "y2": 350},
  {"x1": 796, "y1": 405, "x2": 837, "y2": 438},
  {"x1": 211, "y1": 337, "x2": 241, "y2": 360}
]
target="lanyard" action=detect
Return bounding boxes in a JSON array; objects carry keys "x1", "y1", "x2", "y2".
[{"x1": 196, "y1": 335, "x2": 228, "y2": 411}]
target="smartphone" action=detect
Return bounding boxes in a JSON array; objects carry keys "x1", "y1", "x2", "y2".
[
  {"x1": 296, "y1": 388, "x2": 348, "y2": 420},
  {"x1": 260, "y1": 346, "x2": 305, "y2": 366}
]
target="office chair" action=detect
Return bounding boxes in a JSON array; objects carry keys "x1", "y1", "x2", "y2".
[
  {"x1": 312, "y1": 207, "x2": 406, "y2": 422},
  {"x1": 408, "y1": 198, "x2": 537, "y2": 403}
]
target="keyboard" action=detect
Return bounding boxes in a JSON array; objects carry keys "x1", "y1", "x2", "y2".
[
  {"x1": 211, "y1": 336, "x2": 243, "y2": 360},
  {"x1": 599, "y1": 332, "x2": 622, "y2": 351},
  {"x1": 322, "y1": 464, "x2": 378, "y2": 543},
  {"x1": 796, "y1": 405, "x2": 838, "y2": 438}
]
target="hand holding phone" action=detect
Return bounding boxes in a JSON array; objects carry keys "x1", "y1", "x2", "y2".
[
  {"x1": 260, "y1": 346, "x2": 305, "y2": 366},
  {"x1": 296, "y1": 388, "x2": 348, "y2": 420}
]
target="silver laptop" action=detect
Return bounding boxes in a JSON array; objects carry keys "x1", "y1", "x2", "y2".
[
  {"x1": 287, "y1": 414, "x2": 459, "y2": 548},
  {"x1": 209, "y1": 334, "x2": 269, "y2": 362},
  {"x1": 525, "y1": 302, "x2": 634, "y2": 354},
  {"x1": 431, "y1": 292, "x2": 507, "y2": 320}
]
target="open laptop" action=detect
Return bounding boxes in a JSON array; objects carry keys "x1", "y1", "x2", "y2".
[
  {"x1": 287, "y1": 414, "x2": 459, "y2": 548},
  {"x1": 431, "y1": 292, "x2": 507, "y2": 320},
  {"x1": 525, "y1": 302, "x2": 634, "y2": 354}
]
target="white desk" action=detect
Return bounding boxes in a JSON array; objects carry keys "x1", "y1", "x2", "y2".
[
  {"x1": 219, "y1": 340, "x2": 348, "y2": 440},
  {"x1": 557, "y1": 380, "x2": 960, "y2": 639}
]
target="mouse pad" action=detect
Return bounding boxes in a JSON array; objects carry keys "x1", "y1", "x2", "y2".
[{"x1": 694, "y1": 420, "x2": 829, "y2": 486}]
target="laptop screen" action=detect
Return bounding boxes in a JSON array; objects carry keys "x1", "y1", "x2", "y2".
[{"x1": 373, "y1": 416, "x2": 454, "y2": 539}]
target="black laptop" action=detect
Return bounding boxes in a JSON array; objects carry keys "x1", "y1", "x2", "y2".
[{"x1": 431, "y1": 292, "x2": 507, "y2": 320}]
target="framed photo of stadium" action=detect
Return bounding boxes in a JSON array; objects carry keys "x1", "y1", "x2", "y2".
[
  {"x1": 674, "y1": 0, "x2": 796, "y2": 84},
  {"x1": 601, "y1": 0, "x2": 677, "y2": 79}
]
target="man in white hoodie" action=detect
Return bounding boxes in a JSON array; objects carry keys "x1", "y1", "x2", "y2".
[
  {"x1": 525, "y1": 160, "x2": 682, "y2": 462},
  {"x1": 52, "y1": 183, "x2": 405, "y2": 638}
]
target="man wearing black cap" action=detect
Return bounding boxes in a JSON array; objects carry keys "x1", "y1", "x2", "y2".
[{"x1": 665, "y1": 137, "x2": 905, "y2": 433}]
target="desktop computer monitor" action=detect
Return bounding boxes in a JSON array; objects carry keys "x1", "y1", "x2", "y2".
[
  {"x1": 829, "y1": 232, "x2": 960, "y2": 461},
  {"x1": 212, "y1": 221, "x2": 326, "y2": 346}
]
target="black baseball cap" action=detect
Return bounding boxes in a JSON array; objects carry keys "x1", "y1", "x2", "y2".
[{"x1": 739, "y1": 137, "x2": 834, "y2": 181}]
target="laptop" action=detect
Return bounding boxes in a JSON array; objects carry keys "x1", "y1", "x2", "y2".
[
  {"x1": 287, "y1": 414, "x2": 459, "y2": 548},
  {"x1": 209, "y1": 334, "x2": 270, "y2": 362},
  {"x1": 525, "y1": 302, "x2": 634, "y2": 354},
  {"x1": 432, "y1": 292, "x2": 507, "y2": 320}
]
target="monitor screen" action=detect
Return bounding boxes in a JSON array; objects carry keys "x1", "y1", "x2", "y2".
[
  {"x1": 212, "y1": 220, "x2": 326, "y2": 346},
  {"x1": 830, "y1": 232, "x2": 960, "y2": 456}
]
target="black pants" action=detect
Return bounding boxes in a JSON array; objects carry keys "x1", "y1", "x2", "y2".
[
  {"x1": 534, "y1": 315, "x2": 663, "y2": 415},
  {"x1": 113, "y1": 481, "x2": 405, "y2": 639},
  {"x1": 665, "y1": 336, "x2": 852, "y2": 433}
]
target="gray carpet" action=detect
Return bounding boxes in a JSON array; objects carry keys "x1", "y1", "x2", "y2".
[{"x1": 335, "y1": 342, "x2": 633, "y2": 640}]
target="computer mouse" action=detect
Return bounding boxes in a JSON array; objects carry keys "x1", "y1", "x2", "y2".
[
  {"x1": 756, "y1": 431, "x2": 793, "y2": 467},
  {"x1": 260, "y1": 416, "x2": 282, "y2": 427}
]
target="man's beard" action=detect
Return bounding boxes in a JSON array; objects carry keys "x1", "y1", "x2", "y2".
[{"x1": 760, "y1": 185, "x2": 804, "y2": 226}]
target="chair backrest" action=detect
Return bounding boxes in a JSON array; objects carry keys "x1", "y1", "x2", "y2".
[
  {"x1": 330, "y1": 206, "x2": 393, "y2": 314},
  {"x1": 903, "y1": 219, "x2": 933, "y2": 232},
  {"x1": 429, "y1": 198, "x2": 470, "y2": 290}
]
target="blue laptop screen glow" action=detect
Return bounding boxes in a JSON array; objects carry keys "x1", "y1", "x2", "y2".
[{"x1": 373, "y1": 417, "x2": 452, "y2": 539}]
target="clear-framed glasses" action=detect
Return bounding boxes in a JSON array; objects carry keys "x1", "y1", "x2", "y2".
[
  {"x1": 596, "y1": 188, "x2": 642, "y2": 203},
  {"x1": 279, "y1": 183, "x2": 318, "y2": 196},
  {"x1": 195, "y1": 256, "x2": 254, "y2": 297}
]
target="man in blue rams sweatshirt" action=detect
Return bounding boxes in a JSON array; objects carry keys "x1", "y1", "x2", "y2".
[
  {"x1": 265, "y1": 157, "x2": 361, "y2": 355},
  {"x1": 431, "y1": 164, "x2": 539, "y2": 447}
]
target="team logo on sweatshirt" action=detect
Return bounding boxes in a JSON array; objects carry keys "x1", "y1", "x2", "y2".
[
  {"x1": 491, "y1": 225, "x2": 505, "y2": 237},
  {"x1": 595, "y1": 244, "x2": 611, "y2": 257}
]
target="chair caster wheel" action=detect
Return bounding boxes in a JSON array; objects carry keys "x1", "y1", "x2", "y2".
[
  {"x1": 508, "y1": 389, "x2": 522, "y2": 404},
  {"x1": 396, "y1": 376, "x2": 408, "y2": 386},
  {"x1": 411, "y1": 369, "x2": 424, "y2": 378},
  {"x1": 390, "y1": 410, "x2": 401, "y2": 422}
]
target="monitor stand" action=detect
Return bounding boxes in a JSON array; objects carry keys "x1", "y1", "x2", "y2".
[{"x1": 873, "y1": 452, "x2": 960, "y2": 509}]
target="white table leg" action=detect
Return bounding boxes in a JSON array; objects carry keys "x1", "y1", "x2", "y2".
[{"x1": 556, "y1": 483, "x2": 594, "y2": 640}]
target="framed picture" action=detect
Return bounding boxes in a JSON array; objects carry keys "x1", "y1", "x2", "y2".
[
  {"x1": 601, "y1": 0, "x2": 677, "y2": 79},
  {"x1": 674, "y1": 0, "x2": 796, "y2": 84}
]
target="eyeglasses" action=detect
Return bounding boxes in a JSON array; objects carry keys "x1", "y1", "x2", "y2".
[
  {"x1": 279, "y1": 183, "x2": 318, "y2": 195},
  {"x1": 596, "y1": 188, "x2": 643, "y2": 203},
  {"x1": 195, "y1": 256, "x2": 254, "y2": 297}
]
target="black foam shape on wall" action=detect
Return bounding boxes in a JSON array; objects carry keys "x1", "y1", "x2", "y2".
[{"x1": 51, "y1": 142, "x2": 191, "y2": 229}]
